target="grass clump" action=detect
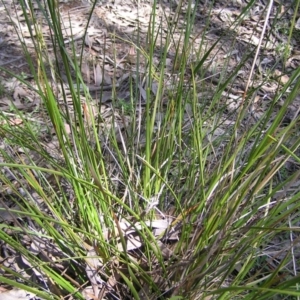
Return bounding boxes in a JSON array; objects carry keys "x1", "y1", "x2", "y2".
[{"x1": 0, "y1": 0, "x2": 300, "y2": 299}]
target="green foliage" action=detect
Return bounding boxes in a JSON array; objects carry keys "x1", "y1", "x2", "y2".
[{"x1": 0, "y1": 0, "x2": 300, "y2": 299}]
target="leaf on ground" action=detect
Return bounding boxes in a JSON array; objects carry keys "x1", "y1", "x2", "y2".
[
  {"x1": 81, "y1": 61, "x2": 91, "y2": 84},
  {"x1": 84, "y1": 33, "x2": 93, "y2": 50},
  {"x1": 82, "y1": 286, "x2": 99, "y2": 300},
  {"x1": 93, "y1": 63, "x2": 111, "y2": 86},
  {"x1": 94, "y1": 63, "x2": 102, "y2": 86},
  {"x1": 0, "y1": 288, "x2": 37, "y2": 300},
  {"x1": 0, "y1": 203, "x2": 21, "y2": 222},
  {"x1": 273, "y1": 69, "x2": 290, "y2": 85},
  {"x1": 20, "y1": 253, "x2": 44, "y2": 280},
  {"x1": 126, "y1": 46, "x2": 136, "y2": 64},
  {"x1": 295, "y1": 17, "x2": 300, "y2": 30},
  {"x1": 0, "y1": 117, "x2": 23, "y2": 126},
  {"x1": 85, "y1": 248, "x2": 105, "y2": 298}
]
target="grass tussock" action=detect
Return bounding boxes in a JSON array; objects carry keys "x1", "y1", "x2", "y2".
[{"x1": 0, "y1": 0, "x2": 300, "y2": 299}]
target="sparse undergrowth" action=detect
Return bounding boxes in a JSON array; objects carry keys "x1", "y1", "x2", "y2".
[{"x1": 0, "y1": 0, "x2": 300, "y2": 299}]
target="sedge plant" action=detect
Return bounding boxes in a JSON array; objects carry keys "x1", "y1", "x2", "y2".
[{"x1": 0, "y1": 0, "x2": 300, "y2": 299}]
